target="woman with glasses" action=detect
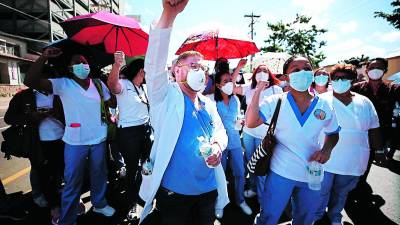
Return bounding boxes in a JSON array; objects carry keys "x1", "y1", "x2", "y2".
[
  {"x1": 232, "y1": 64, "x2": 283, "y2": 203},
  {"x1": 311, "y1": 68, "x2": 330, "y2": 95},
  {"x1": 315, "y1": 64, "x2": 382, "y2": 225},
  {"x1": 246, "y1": 55, "x2": 340, "y2": 225},
  {"x1": 213, "y1": 71, "x2": 253, "y2": 218},
  {"x1": 107, "y1": 52, "x2": 152, "y2": 222}
]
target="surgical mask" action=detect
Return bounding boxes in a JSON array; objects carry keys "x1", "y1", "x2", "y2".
[
  {"x1": 72, "y1": 63, "x2": 90, "y2": 80},
  {"x1": 314, "y1": 75, "x2": 329, "y2": 86},
  {"x1": 279, "y1": 81, "x2": 287, "y2": 88},
  {"x1": 332, "y1": 79, "x2": 352, "y2": 94},
  {"x1": 185, "y1": 69, "x2": 206, "y2": 92},
  {"x1": 289, "y1": 70, "x2": 314, "y2": 92},
  {"x1": 220, "y1": 82, "x2": 233, "y2": 95},
  {"x1": 255, "y1": 72, "x2": 269, "y2": 82},
  {"x1": 367, "y1": 69, "x2": 384, "y2": 80}
]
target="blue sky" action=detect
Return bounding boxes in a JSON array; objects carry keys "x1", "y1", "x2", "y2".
[{"x1": 123, "y1": 0, "x2": 399, "y2": 67}]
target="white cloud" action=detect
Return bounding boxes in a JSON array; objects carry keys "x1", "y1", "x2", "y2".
[
  {"x1": 321, "y1": 38, "x2": 386, "y2": 65},
  {"x1": 374, "y1": 31, "x2": 400, "y2": 43},
  {"x1": 336, "y1": 20, "x2": 358, "y2": 34}
]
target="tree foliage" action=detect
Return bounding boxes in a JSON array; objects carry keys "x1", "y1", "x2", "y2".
[
  {"x1": 341, "y1": 54, "x2": 370, "y2": 68},
  {"x1": 262, "y1": 14, "x2": 327, "y2": 67},
  {"x1": 375, "y1": 0, "x2": 400, "y2": 30}
]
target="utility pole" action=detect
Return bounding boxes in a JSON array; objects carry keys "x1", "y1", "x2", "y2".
[{"x1": 244, "y1": 13, "x2": 260, "y2": 72}]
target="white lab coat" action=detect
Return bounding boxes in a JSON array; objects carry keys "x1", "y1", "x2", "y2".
[{"x1": 138, "y1": 27, "x2": 229, "y2": 224}]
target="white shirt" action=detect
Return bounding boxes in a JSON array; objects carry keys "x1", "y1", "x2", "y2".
[
  {"x1": 260, "y1": 92, "x2": 340, "y2": 182},
  {"x1": 35, "y1": 91, "x2": 64, "y2": 141},
  {"x1": 319, "y1": 92, "x2": 380, "y2": 176},
  {"x1": 49, "y1": 78, "x2": 110, "y2": 145},
  {"x1": 115, "y1": 79, "x2": 149, "y2": 128},
  {"x1": 243, "y1": 85, "x2": 283, "y2": 139}
]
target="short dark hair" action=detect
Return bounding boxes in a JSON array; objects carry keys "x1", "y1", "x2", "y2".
[
  {"x1": 330, "y1": 64, "x2": 357, "y2": 80},
  {"x1": 282, "y1": 55, "x2": 312, "y2": 75},
  {"x1": 366, "y1": 57, "x2": 388, "y2": 71},
  {"x1": 121, "y1": 58, "x2": 144, "y2": 81}
]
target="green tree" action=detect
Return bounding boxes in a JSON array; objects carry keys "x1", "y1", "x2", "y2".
[
  {"x1": 341, "y1": 54, "x2": 370, "y2": 68},
  {"x1": 262, "y1": 14, "x2": 327, "y2": 67},
  {"x1": 375, "y1": 0, "x2": 400, "y2": 30}
]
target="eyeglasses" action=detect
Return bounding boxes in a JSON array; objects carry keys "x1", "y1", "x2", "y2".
[{"x1": 178, "y1": 62, "x2": 209, "y2": 72}]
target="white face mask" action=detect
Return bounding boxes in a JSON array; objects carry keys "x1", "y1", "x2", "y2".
[
  {"x1": 279, "y1": 81, "x2": 287, "y2": 88},
  {"x1": 72, "y1": 63, "x2": 90, "y2": 80},
  {"x1": 314, "y1": 75, "x2": 329, "y2": 86},
  {"x1": 367, "y1": 69, "x2": 384, "y2": 80},
  {"x1": 255, "y1": 72, "x2": 269, "y2": 82},
  {"x1": 220, "y1": 82, "x2": 234, "y2": 95},
  {"x1": 332, "y1": 79, "x2": 352, "y2": 94},
  {"x1": 185, "y1": 69, "x2": 206, "y2": 92}
]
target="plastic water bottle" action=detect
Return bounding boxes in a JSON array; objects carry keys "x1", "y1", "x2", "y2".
[
  {"x1": 392, "y1": 102, "x2": 400, "y2": 128},
  {"x1": 307, "y1": 161, "x2": 324, "y2": 190},
  {"x1": 198, "y1": 136, "x2": 216, "y2": 168},
  {"x1": 235, "y1": 110, "x2": 245, "y2": 130}
]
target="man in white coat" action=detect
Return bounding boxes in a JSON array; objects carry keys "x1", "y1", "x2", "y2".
[{"x1": 138, "y1": 1, "x2": 229, "y2": 225}]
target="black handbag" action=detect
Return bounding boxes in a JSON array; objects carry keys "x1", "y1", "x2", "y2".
[
  {"x1": 1, "y1": 125, "x2": 32, "y2": 159},
  {"x1": 247, "y1": 96, "x2": 282, "y2": 176}
]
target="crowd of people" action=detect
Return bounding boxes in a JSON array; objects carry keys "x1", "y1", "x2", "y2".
[{"x1": 1, "y1": 1, "x2": 400, "y2": 225}]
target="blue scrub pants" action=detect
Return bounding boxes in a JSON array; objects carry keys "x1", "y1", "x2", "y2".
[
  {"x1": 254, "y1": 171, "x2": 320, "y2": 225},
  {"x1": 315, "y1": 172, "x2": 359, "y2": 223},
  {"x1": 59, "y1": 142, "x2": 108, "y2": 225},
  {"x1": 242, "y1": 132, "x2": 266, "y2": 203},
  {"x1": 221, "y1": 147, "x2": 245, "y2": 205}
]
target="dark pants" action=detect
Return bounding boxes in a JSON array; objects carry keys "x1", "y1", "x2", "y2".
[
  {"x1": 156, "y1": 188, "x2": 217, "y2": 225},
  {"x1": 38, "y1": 139, "x2": 65, "y2": 208},
  {"x1": 116, "y1": 123, "x2": 151, "y2": 208}
]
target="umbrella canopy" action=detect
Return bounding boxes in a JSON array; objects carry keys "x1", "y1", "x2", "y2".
[
  {"x1": 175, "y1": 30, "x2": 260, "y2": 61},
  {"x1": 60, "y1": 11, "x2": 148, "y2": 57},
  {"x1": 44, "y1": 39, "x2": 113, "y2": 69}
]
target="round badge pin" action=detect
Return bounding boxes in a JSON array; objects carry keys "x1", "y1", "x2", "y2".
[{"x1": 314, "y1": 109, "x2": 326, "y2": 120}]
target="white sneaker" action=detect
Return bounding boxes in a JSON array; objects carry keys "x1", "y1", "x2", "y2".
[
  {"x1": 93, "y1": 205, "x2": 115, "y2": 217},
  {"x1": 244, "y1": 189, "x2": 257, "y2": 198},
  {"x1": 33, "y1": 195, "x2": 48, "y2": 208},
  {"x1": 239, "y1": 201, "x2": 252, "y2": 215},
  {"x1": 215, "y1": 208, "x2": 224, "y2": 219}
]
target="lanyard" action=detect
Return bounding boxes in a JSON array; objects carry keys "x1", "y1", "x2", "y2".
[
  {"x1": 133, "y1": 84, "x2": 150, "y2": 112},
  {"x1": 190, "y1": 97, "x2": 213, "y2": 141}
]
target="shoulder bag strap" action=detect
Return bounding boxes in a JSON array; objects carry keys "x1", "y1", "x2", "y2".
[
  {"x1": 92, "y1": 79, "x2": 107, "y2": 124},
  {"x1": 266, "y1": 95, "x2": 283, "y2": 136}
]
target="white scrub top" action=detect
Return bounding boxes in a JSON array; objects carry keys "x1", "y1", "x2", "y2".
[
  {"x1": 50, "y1": 78, "x2": 110, "y2": 145},
  {"x1": 35, "y1": 91, "x2": 64, "y2": 141},
  {"x1": 259, "y1": 92, "x2": 340, "y2": 182},
  {"x1": 115, "y1": 79, "x2": 149, "y2": 128},
  {"x1": 243, "y1": 85, "x2": 283, "y2": 139},
  {"x1": 319, "y1": 92, "x2": 380, "y2": 176}
]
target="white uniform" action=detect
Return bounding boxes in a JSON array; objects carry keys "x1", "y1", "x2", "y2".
[
  {"x1": 243, "y1": 85, "x2": 283, "y2": 139},
  {"x1": 115, "y1": 79, "x2": 149, "y2": 128},
  {"x1": 319, "y1": 92, "x2": 380, "y2": 176},
  {"x1": 259, "y1": 92, "x2": 340, "y2": 182}
]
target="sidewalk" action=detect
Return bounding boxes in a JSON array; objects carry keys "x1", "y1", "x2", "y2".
[{"x1": 0, "y1": 97, "x2": 12, "y2": 111}]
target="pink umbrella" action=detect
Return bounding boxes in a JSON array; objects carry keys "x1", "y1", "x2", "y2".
[
  {"x1": 60, "y1": 11, "x2": 148, "y2": 57},
  {"x1": 175, "y1": 30, "x2": 260, "y2": 60}
]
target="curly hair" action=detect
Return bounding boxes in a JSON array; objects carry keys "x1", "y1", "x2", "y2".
[{"x1": 330, "y1": 64, "x2": 357, "y2": 80}]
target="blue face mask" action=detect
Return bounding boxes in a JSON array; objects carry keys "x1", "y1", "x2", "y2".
[
  {"x1": 289, "y1": 70, "x2": 314, "y2": 92},
  {"x1": 332, "y1": 79, "x2": 352, "y2": 94},
  {"x1": 314, "y1": 75, "x2": 329, "y2": 86},
  {"x1": 72, "y1": 63, "x2": 90, "y2": 80}
]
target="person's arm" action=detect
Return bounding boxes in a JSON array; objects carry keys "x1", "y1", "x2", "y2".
[
  {"x1": 310, "y1": 133, "x2": 339, "y2": 163},
  {"x1": 206, "y1": 99, "x2": 227, "y2": 167},
  {"x1": 24, "y1": 48, "x2": 61, "y2": 93},
  {"x1": 144, "y1": 0, "x2": 189, "y2": 107},
  {"x1": 231, "y1": 59, "x2": 247, "y2": 95},
  {"x1": 107, "y1": 51, "x2": 124, "y2": 95},
  {"x1": 245, "y1": 81, "x2": 268, "y2": 128}
]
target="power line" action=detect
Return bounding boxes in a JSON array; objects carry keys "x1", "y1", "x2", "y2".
[{"x1": 244, "y1": 13, "x2": 261, "y2": 71}]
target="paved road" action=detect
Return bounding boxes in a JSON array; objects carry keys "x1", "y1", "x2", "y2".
[{"x1": 0, "y1": 97, "x2": 399, "y2": 225}]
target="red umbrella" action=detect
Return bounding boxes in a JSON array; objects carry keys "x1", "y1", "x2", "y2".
[
  {"x1": 175, "y1": 30, "x2": 260, "y2": 60},
  {"x1": 60, "y1": 11, "x2": 148, "y2": 57}
]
